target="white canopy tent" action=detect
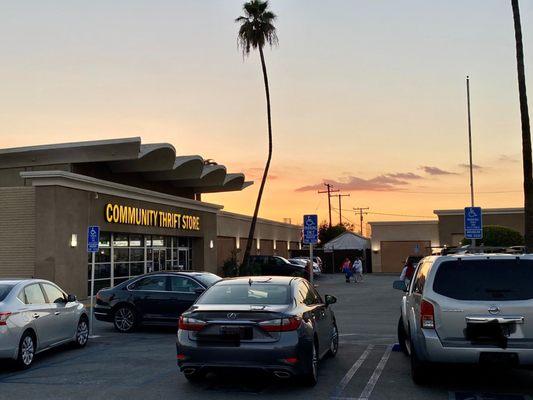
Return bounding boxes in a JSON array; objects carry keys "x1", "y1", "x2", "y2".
[{"x1": 323, "y1": 231, "x2": 370, "y2": 251}]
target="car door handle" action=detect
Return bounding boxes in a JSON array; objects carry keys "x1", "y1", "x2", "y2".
[
  {"x1": 33, "y1": 313, "x2": 40, "y2": 319},
  {"x1": 54, "y1": 312, "x2": 61, "y2": 316}
]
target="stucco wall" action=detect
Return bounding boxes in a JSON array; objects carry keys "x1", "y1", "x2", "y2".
[
  {"x1": 369, "y1": 221, "x2": 439, "y2": 273},
  {"x1": 0, "y1": 187, "x2": 36, "y2": 278},
  {"x1": 437, "y1": 210, "x2": 524, "y2": 246}
]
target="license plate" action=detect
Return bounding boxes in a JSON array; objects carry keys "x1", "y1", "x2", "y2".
[
  {"x1": 465, "y1": 321, "x2": 516, "y2": 348},
  {"x1": 219, "y1": 326, "x2": 253, "y2": 340},
  {"x1": 479, "y1": 352, "x2": 519, "y2": 366},
  {"x1": 220, "y1": 326, "x2": 241, "y2": 336}
]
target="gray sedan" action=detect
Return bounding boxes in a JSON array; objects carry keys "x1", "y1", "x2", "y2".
[
  {"x1": 177, "y1": 276, "x2": 338, "y2": 386},
  {"x1": 0, "y1": 279, "x2": 89, "y2": 369}
]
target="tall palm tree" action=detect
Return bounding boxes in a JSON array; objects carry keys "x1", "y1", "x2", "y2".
[
  {"x1": 511, "y1": 0, "x2": 532, "y2": 251},
  {"x1": 236, "y1": 0, "x2": 278, "y2": 269}
]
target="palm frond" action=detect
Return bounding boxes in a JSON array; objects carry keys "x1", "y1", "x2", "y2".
[{"x1": 236, "y1": 0, "x2": 278, "y2": 57}]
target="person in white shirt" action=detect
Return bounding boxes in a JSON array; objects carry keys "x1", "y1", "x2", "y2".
[{"x1": 352, "y1": 258, "x2": 363, "y2": 283}]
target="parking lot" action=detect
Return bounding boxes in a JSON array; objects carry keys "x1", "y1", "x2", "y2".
[{"x1": 1, "y1": 274, "x2": 533, "y2": 400}]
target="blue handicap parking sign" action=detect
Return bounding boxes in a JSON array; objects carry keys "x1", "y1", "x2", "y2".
[
  {"x1": 303, "y1": 215, "x2": 318, "y2": 245},
  {"x1": 464, "y1": 207, "x2": 482, "y2": 240},
  {"x1": 87, "y1": 226, "x2": 100, "y2": 253}
]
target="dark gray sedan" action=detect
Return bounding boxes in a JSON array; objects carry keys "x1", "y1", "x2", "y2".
[{"x1": 176, "y1": 276, "x2": 338, "y2": 386}]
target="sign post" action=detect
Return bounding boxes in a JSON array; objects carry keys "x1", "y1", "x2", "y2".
[
  {"x1": 303, "y1": 215, "x2": 318, "y2": 285},
  {"x1": 464, "y1": 207, "x2": 482, "y2": 247},
  {"x1": 87, "y1": 226, "x2": 100, "y2": 337}
]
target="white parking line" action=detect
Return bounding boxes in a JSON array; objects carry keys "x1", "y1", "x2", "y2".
[
  {"x1": 358, "y1": 345, "x2": 393, "y2": 400},
  {"x1": 331, "y1": 344, "x2": 374, "y2": 399}
]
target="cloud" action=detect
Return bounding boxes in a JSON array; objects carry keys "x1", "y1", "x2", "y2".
[
  {"x1": 498, "y1": 154, "x2": 519, "y2": 163},
  {"x1": 419, "y1": 166, "x2": 457, "y2": 175},
  {"x1": 295, "y1": 174, "x2": 411, "y2": 192},
  {"x1": 458, "y1": 163, "x2": 484, "y2": 171},
  {"x1": 386, "y1": 172, "x2": 423, "y2": 180}
]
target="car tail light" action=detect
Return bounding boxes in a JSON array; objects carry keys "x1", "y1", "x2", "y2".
[
  {"x1": 178, "y1": 316, "x2": 206, "y2": 331},
  {"x1": 0, "y1": 312, "x2": 12, "y2": 326},
  {"x1": 259, "y1": 316, "x2": 301, "y2": 332},
  {"x1": 420, "y1": 300, "x2": 435, "y2": 329}
]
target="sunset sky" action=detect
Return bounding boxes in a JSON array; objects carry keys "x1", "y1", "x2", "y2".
[{"x1": 1, "y1": 1, "x2": 532, "y2": 230}]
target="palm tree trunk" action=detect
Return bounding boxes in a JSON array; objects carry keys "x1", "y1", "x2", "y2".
[
  {"x1": 511, "y1": 0, "x2": 533, "y2": 251},
  {"x1": 241, "y1": 45, "x2": 273, "y2": 271}
]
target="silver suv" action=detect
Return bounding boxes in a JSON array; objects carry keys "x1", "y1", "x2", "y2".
[
  {"x1": 0, "y1": 279, "x2": 89, "y2": 369},
  {"x1": 393, "y1": 254, "x2": 533, "y2": 384}
]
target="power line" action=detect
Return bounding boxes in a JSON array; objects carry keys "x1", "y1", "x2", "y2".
[
  {"x1": 337, "y1": 207, "x2": 434, "y2": 218},
  {"x1": 394, "y1": 190, "x2": 521, "y2": 195}
]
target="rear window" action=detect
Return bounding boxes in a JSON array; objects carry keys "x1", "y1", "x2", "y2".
[
  {"x1": 197, "y1": 283, "x2": 290, "y2": 305},
  {"x1": 0, "y1": 284, "x2": 15, "y2": 301},
  {"x1": 193, "y1": 273, "x2": 221, "y2": 288},
  {"x1": 433, "y1": 259, "x2": 533, "y2": 301}
]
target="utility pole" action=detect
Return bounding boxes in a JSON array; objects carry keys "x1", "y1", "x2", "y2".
[
  {"x1": 332, "y1": 193, "x2": 350, "y2": 225},
  {"x1": 353, "y1": 207, "x2": 369, "y2": 236},
  {"x1": 318, "y1": 183, "x2": 339, "y2": 227},
  {"x1": 466, "y1": 76, "x2": 476, "y2": 248}
]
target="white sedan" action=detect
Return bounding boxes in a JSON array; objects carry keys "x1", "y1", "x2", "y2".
[{"x1": 289, "y1": 258, "x2": 321, "y2": 276}]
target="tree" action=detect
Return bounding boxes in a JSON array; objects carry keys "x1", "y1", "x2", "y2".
[
  {"x1": 236, "y1": 0, "x2": 278, "y2": 269},
  {"x1": 511, "y1": 0, "x2": 533, "y2": 251},
  {"x1": 318, "y1": 221, "x2": 348, "y2": 245},
  {"x1": 461, "y1": 225, "x2": 524, "y2": 247}
]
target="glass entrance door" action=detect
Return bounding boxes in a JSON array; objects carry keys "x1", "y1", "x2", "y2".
[
  {"x1": 153, "y1": 249, "x2": 166, "y2": 272},
  {"x1": 178, "y1": 248, "x2": 189, "y2": 271}
]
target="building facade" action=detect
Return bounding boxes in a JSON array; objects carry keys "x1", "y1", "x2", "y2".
[
  {"x1": 370, "y1": 208, "x2": 524, "y2": 273},
  {"x1": 0, "y1": 138, "x2": 301, "y2": 298}
]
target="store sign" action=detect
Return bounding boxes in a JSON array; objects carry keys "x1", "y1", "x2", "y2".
[{"x1": 104, "y1": 203, "x2": 200, "y2": 231}]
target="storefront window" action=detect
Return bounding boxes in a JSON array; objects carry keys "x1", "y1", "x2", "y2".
[
  {"x1": 88, "y1": 232, "x2": 194, "y2": 295},
  {"x1": 113, "y1": 234, "x2": 129, "y2": 247},
  {"x1": 129, "y1": 234, "x2": 143, "y2": 247}
]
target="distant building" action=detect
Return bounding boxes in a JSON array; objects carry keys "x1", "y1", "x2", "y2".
[{"x1": 369, "y1": 208, "x2": 524, "y2": 273}]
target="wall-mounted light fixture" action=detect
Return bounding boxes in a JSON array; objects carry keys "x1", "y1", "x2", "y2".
[
  {"x1": 287, "y1": 241, "x2": 290, "y2": 250},
  {"x1": 209, "y1": 240, "x2": 214, "y2": 249},
  {"x1": 298, "y1": 242, "x2": 302, "y2": 250},
  {"x1": 273, "y1": 240, "x2": 277, "y2": 250},
  {"x1": 256, "y1": 239, "x2": 260, "y2": 250},
  {"x1": 70, "y1": 234, "x2": 78, "y2": 248},
  {"x1": 236, "y1": 237, "x2": 240, "y2": 249}
]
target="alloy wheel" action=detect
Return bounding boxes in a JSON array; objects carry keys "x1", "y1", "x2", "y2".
[
  {"x1": 115, "y1": 307, "x2": 135, "y2": 332},
  {"x1": 330, "y1": 324, "x2": 339, "y2": 356},
  {"x1": 77, "y1": 320, "x2": 89, "y2": 346},
  {"x1": 21, "y1": 335, "x2": 35, "y2": 366},
  {"x1": 311, "y1": 343, "x2": 318, "y2": 379}
]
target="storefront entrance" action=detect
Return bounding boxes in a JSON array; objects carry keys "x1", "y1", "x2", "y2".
[{"x1": 88, "y1": 232, "x2": 193, "y2": 293}]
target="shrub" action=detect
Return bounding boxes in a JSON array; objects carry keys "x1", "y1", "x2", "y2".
[
  {"x1": 222, "y1": 249, "x2": 240, "y2": 277},
  {"x1": 461, "y1": 225, "x2": 524, "y2": 247}
]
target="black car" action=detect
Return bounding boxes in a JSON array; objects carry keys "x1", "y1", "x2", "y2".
[
  {"x1": 243, "y1": 256, "x2": 310, "y2": 279},
  {"x1": 94, "y1": 271, "x2": 221, "y2": 332},
  {"x1": 177, "y1": 276, "x2": 338, "y2": 386}
]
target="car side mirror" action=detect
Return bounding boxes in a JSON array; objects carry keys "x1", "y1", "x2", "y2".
[
  {"x1": 393, "y1": 280, "x2": 408, "y2": 292},
  {"x1": 194, "y1": 288, "x2": 205, "y2": 295},
  {"x1": 325, "y1": 294, "x2": 337, "y2": 306},
  {"x1": 67, "y1": 294, "x2": 77, "y2": 303}
]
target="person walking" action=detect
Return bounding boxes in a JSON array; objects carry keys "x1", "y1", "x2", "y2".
[
  {"x1": 341, "y1": 258, "x2": 352, "y2": 283},
  {"x1": 399, "y1": 260, "x2": 416, "y2": 286},
  {"x1": 352, "y1": 257, "x2": 363, "y2": 283}
]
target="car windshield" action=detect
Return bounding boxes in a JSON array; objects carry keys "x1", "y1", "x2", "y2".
[
  {"x1": 433, "y1": 259, "x2": 533, "y2": 301},
  {"x1": 197, "y1": 283, "x2": 290, "y2": 305},
  {"x1": 0, "y1": 284, "x2": 15, "y2": 301},
  {"x1": 193, "y1": 273, "x2": 221, "y2": 287}
]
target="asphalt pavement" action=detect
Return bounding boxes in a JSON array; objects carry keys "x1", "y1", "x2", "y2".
[{"x1": 1, "y1": 274, "x2": 532, "y2": 400}]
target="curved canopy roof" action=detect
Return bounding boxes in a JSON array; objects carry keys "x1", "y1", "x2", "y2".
[{"x1": 0, "y1": 137, "x2": 252, "y2": 195}]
